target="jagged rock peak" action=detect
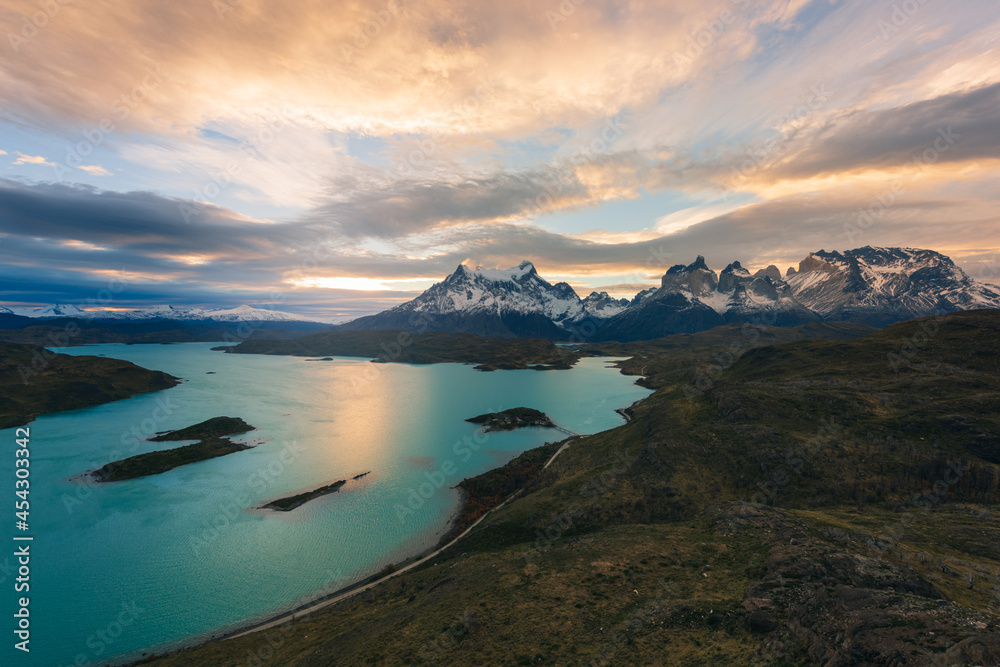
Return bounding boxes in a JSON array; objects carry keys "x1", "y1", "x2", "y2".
[
  {"x1": 689, "y1": 255, "x2": 709, "y2": 271},
  {"x1": 798, "y1": 252, "x2": 838, "y2": 274},
  {"x1": 722, "y1": 260, "x2": 748, "y2": 273},
  {"x1": 719, "y1": 261, "x2": 752, "y2": 293},
  {"x1": 754, "y1": 265, "x2": 782, "y2": 281}
]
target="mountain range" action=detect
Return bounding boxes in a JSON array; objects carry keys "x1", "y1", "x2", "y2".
[
  {"x1": 5, "y1": 247, "x2": 997, "y2": 342},
  {"x1": 0, "y1": 303, "x2": 325, "y2": 324},
  {"x1": 338, "y1": 247, "x2": 1000, "y2": 341},
  {"x1": 338, "y1": 260, "x2": 629, "y2": 338}
]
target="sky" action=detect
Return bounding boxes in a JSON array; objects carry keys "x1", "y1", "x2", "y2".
[{"x1": 0, "y1": 0, "x2": 998, "y2": 322}]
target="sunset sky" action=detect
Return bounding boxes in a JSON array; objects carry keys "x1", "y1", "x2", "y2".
[{"x1": 0, "y1": 0, "x2": 998, "y2": 321}]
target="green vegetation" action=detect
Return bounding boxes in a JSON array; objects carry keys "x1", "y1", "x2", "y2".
[
  {"x1": 440, "y1": 441, "x2": 563, "y2": 546},
  {"x1": 222, "y1": 329, "x2": 581, "y2": 370},
  {"x1": 92, "y1": 417, "x2": 255, "y2": 482},
  {"x1": 0, "y1": 341, "x2": 178, "y2": 428},
  {"x1": 135, "y1": 311, "x2": 1000, "y2": 666},
  {"x1": 466, "y1": 407, "x2": 556, "y2": 431}
]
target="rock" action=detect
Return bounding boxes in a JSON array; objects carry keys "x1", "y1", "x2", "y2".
[
  {"x1": 944, "y1": 634, "x2": 1000, "y2": 665},
  {"x1": 462, "y1": 610, "x2": 481, "y2": 634},
  {"x1": 748, "y1": 610, "x2": 778, "y2": 633}
]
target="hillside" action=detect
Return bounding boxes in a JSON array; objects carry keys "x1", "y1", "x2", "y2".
[
  {"x1": 134, "y1": 310, "x2": 1000, "y2": 665},
  {"x1": 0, "y1": 314, "x2": 326, "y2": 346},
  {"x1": 222, "y1": 329, "x2": 582, "y2": 370},
  {"x1": 0, "y1": 341, "x2": 179, "y2": 428}
]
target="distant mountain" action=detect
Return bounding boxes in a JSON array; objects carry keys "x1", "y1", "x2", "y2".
[
  {"x1": 597, "y1": 246, "x2": 1000, "y2": 341},
  {"x1": 4, "y1": 303, "x2": 325, "y2": 324},
  {"x1": 338, "y1": 261, "x2": 626, "y2": 338},
  {"x1": 337, "y1": 248, "x2": 1000, "y2": 341},
  {"x1": 784, "y1": 247, "x2": 1000, "y2": 326}
]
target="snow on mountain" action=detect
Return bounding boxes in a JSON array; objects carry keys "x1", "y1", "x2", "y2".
[
  {"x1": 339, "y1": 261, "x2": 625, "y2": 338},
  {"x1": 407, "y1": 261, "x2": 585, "y2": 324},
  {"x1": 9, "y1": 304, "x2": 91, "y2": 318},
  {"x1": 580, "y1": 292, "x2": 629, "y2": 320},
  {"x1": 4, "y1": 303, "x2": 322, "y2": 323},
  {"x1": 198, "y1": 305, "x2": 309, "y2": 322},
  {"x1": 785, "y1": 246, "x2": 1000, "y2": 325},
  {"x1": 597, "y1": 246, "x2": 1000, "y2": 341}
]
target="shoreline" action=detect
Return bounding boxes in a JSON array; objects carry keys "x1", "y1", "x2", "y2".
[
  {"x1": 122, "y1": 358, "x2": 650, "y2": 665},
  {"x1": 128, "y1": 433, "x2": 580, "y2": 665}
]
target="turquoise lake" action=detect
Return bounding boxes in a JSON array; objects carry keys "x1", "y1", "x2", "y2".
[{"x1": 0, "y1": 343, "x2": 651, "y2": 666}]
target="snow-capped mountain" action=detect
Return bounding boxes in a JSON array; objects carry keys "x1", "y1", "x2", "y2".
[
  {"x1": 784, "y1": 247, "x2": 1000, "y2": 325},
  {"x1": 340, "y1": 248, "x2": 1000, "y2": 341},
  {"x1": 596, "y1": 247, "x2": 1000, "y2": 341},
  {"x1": 3, "y1": 303, "x2": 323, "y2": 323},
  {"x1": 339, "y1": 261, "x2": 625, "y2": 338},
  {"x1": 580, "y1": 291, "x2": 629, "y2": 320}
]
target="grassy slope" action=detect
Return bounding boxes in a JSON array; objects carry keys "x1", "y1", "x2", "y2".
[
  {"x1": 137, "y1": 312, "x2": 1000, "y2": 666},
  {"x1": 0, "y1": 341, "x2": 179, "y2": 428},
  {"x1": 223, "y1": 330, "x2": 581, "y2": 370}
]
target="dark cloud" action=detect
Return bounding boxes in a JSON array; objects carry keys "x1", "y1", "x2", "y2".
[
  {"x1": 1, "y1": 177, "x2": 997, "y2": 319},
  {"x1": 309, "y1": 170, "x2": 591, "y2": 239},
  {"x1": 775, "y1": 82, "x2": 1000, "y2": 178}
]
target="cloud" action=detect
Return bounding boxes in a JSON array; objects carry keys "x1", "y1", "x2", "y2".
[
  {"x1": 1, "y1": 0, "x2": 998, "y2": 320},
  {"x1": 309, "y1": 169, "x2": 593, "y2": 239},
  {"x1": 770, "y1": 82, "x2": 1000, "y2": 180},
  {"x1": 12, "y1": 152, "x2": 55, "y2": 167},
  {"x1": 78, "y1": 165, "x2": 112, "y2": 176}
]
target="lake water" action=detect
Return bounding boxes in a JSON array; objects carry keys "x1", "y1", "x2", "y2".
[{"x1": 0, "y1": 343, "x2": 650, "y2": 666}]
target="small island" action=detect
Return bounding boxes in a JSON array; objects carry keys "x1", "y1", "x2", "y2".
[
  {"x1": 465, "y1": 407, "x2": 556, "y2": 432},
  {"x1": 261, "y1": 471, "x2": 371, "y2": 511},
  {"x1": 90, "y1": 416, "x2": 255, "y2": 482}
]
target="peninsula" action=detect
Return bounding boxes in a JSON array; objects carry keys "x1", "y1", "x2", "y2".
[{"x1": 0, "y1": 341, "x2": 179, "y2": 429}]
